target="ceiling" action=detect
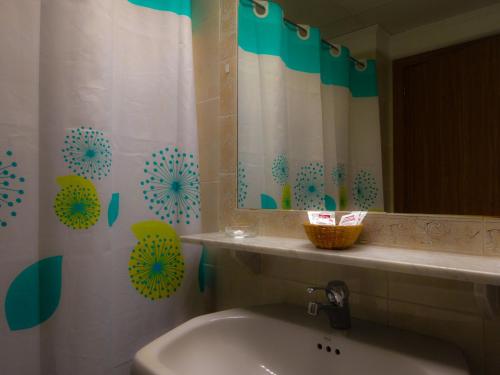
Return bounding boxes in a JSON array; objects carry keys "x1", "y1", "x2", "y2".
[{"x1": 272, "y1": 0, "x2": 500, "y2": 38}]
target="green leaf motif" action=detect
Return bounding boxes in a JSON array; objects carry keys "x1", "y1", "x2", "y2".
[
  {"x1": 261, "y1": 194, "x2": 277, "y2": 209},
  {"x1": 108, "y1": 193, "x2": 120, "y2": 227},
  {"x1": 325, "y1": 194, "x2": 337, "y2": 210},
  {"x1": 5, "y1": 256, "x2": 63, "y2": 331}
]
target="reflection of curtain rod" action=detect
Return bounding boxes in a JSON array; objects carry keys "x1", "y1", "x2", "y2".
[{"x1": 247, "y1": 0, "x2": 366, "y2": 68}]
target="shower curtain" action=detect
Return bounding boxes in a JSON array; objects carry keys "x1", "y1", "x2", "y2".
[
  {"x1": 1, "y1": 1, "x2": 203, "y2": 374},
  {"x1": 237, "y1": 0, "x2": 384, "y2": 212}
]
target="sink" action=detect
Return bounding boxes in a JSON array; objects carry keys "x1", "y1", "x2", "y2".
[{"x1": 132, "y1": 304, "x2": 469, "y2": 375}]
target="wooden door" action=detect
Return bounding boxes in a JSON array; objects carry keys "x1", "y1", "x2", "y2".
[{"x1": 393, "y1": 34, "x2": 500, "y2": 216}]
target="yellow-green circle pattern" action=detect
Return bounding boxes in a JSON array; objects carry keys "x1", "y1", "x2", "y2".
[
  {"x1": 128, "y1": 234, "x2": 184, "y2": 300},
  {"x1": 54, "y1": 183, "x2": 101, "y2": 229}
]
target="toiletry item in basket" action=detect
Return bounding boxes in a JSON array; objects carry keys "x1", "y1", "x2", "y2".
[
  {"x1": 307, "y1": 211, "x2": 336, "y2": 226},
  {"x1": 339, "y1": 211, "x2": 367, "y2": 226}
]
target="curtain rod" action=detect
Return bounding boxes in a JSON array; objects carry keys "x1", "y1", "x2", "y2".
[{"x1": 246, "y1": 0, "x2": 366, "y2": 68}]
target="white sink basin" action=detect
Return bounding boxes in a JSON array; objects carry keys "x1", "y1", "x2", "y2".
[{"x1": 132, "y1": 304, "x2": 469, "y2": 375}]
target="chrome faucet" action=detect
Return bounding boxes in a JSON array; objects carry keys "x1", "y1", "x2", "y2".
[{"x1": 307, "y1": 280, "x2": 351, "y2": 330}]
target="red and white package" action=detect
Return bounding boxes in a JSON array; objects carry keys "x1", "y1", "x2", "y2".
[
  {"x1": 339, "y1": 211, "x2": 367, "y2": 226},
  {"x1": 307, "y1": 211, "x2": 336, "y2": 226}
]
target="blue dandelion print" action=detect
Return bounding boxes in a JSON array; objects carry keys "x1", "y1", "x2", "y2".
[
  {"x1": 0, "y1": 150, "x2": 25, "y2": 228},
  {"x1": 141, "y1": 146, "x2": 200, "y2": 225},
  {"x1": 293, "y1": 162, "x2": 325, "y2": 210},
  {"x1": 272, "y1": 154, "x2": 289, "y2": 186},
  {"x1": 238, "y1": 161, "x2": 248, "y2": 207},
  {"x1": 352, "y1": 170, "x2": 378, "y2": 210},
  {"x1": 62, "y1": 126, "x2": 112, "y2": 181},
  {"x1": 332, "y1": 163, "x2": 346, "y2": 186}
]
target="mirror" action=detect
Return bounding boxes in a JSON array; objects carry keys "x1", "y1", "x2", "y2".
[{"x1": 237, "y1": 0, "x2": 500, "y2": 216}]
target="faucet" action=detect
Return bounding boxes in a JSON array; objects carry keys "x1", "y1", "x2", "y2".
[{"x1": 306, "y1": 280, "x2": 351, "y2": 330}]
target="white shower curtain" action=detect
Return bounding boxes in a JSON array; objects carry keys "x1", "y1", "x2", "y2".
[
  {"x1": 238, "y1": 0, "x2": 384, "y2": 212},
  {"x1": 321, "y1": 47, "x2": 385, "y2": 212},
  {"x1": 1, "y1": 1, "x2": 203, "y2": 374}
]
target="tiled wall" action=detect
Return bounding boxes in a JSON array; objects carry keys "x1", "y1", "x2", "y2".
[
  {"x1": 192, "y1": 0, "x2": 221, "y2": 233},
  {"x1": 192, "y1": 1, "x2": 500, "y2": 374}
]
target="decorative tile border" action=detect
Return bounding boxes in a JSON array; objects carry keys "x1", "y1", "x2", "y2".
[{"x1": 484, "y1": 218, "x2": 500, "y2": 256}]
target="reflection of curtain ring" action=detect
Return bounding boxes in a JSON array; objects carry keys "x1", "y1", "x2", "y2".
[
  {"x1": 329, "y1": 43, "x2": 342, "y2": 58},
  {"x1": 253, "y1": 0, "x2": 269, "y2": 18},
  {"x1": 297, "y1": 24, "x2": 310, "y2": 40},
  {"x1": 355, "y1": 59, "x2": 368, "y2": 72}
]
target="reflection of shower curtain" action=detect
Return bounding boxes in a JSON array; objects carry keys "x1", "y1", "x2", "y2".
[
  {"x1": 238, "y1": 0, "x2": 384, "y2": 212},
  {"x1": 1, "y1": 1, "x2": 203, "y2": 374}
]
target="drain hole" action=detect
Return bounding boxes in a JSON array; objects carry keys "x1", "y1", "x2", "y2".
[
  {"x1": 317, "y1": 343, "x2": 323, "y2": 350},
  {"x1": 335, "y1": 349, "x2": 341, "y2": 355},
  {"x1": 326, "y1": 346, "x2": 331, "y2": 353}
]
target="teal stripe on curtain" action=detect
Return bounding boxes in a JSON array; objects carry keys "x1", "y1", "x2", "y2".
[
  {"x1": 350, "y1": 60, "x2": 378, "y2": 97},
  {"x1": 238, "y1": 0, "x2": 378, "y2": 97},
  {"x1": 128, "y1": 0, "x2": 191, "y2": 17},
  {"x1": 238, "y1": 0, "x2": 321, "y2": 73},
  {"x1": 320, "y1": 44, "x2": 350, "y2": 88}
]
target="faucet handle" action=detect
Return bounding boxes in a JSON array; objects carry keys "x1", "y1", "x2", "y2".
[
  {"x1": 307, "y1": 301, "x2": 320, "y2": 316},
  {"x1": 307, "y1": 281, "x2": 350, "y2": 307}
]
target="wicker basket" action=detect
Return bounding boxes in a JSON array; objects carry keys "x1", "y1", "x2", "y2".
[{"x1": 303, "y1": 224, "x2": 363, "y2": 250}]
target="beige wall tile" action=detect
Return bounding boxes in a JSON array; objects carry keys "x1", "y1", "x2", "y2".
[
  {"x1": 262, "y1": 256, "x2": 327, "y2": 286},
  {"x1": 360, "y1": 213, "x2": 485, "y2": 255},
  {"x1": 278, "y1": 279, "x2": 314, "y2": 307},
  {"x1": 218, "y1": 0, "x2": 237, "y2": 62},
  {"x1": 197, "y1": 99, "x2": 220, "y2": 183},
  {"x1": 360, "y1": 213, "x2": 418, "y2": 248},
  {"x1": 258, "y1": 210, "x2": 308, "y2": 239},
  {"x1": 215, "y1": 252, "x2": 265, "y2": 309},
  {"x1": 193, "y1": 0, "x2": 220, "y2": 102},
  {"x1": 220, "y1": 115, "x2": 236, "y2": 174},
  {"x1": 414, "y1": 216, "x2": 484, "y2": 255},
  {"x1": 350, "y1": 293, "x2": 388, "y2": 325},
  {"x1": 206, "y1": 248, "x2": 235, "y2": 268},
  {"x1": 218, "y1": 210, "x2": 262, "y2": 232},
  {"x1": 484, "y1": 218, "x2": 500, "y2": 256},
  {"x1": 194, "y1": 56, "x2": 220, "y2": 103},
  {"x1": 221, "y1": 0, "x2": 237, "y2": 38},
  {"x1": 218, "y1": 173, "x2": 237, "y2": 228},
  {"x1": 260, "y1": 275, "x2": 289, "y2": 305},
  {"x1": 262, "y1": 256, "x2": 388, "y2": 298},
  {"x1": 388, "y1": 301, "x2": 484, "y2": 374},
  {"x1": 214, "y1": 264, "x2": 238, "y2": 310},
  {"x1": 219, "y1": 30, "x2": 237, "y2": 61},
  {"x1": 201, "y1": 182, "x2": 219, "y2": 232},
  {"x1": 219, "y1": 57, "x2": 237, "y2": 116},
  {"x1": 388, "y1": 273, "x2": 479, "y2": 315}
]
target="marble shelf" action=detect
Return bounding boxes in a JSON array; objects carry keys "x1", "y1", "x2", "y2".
[{"x1": 181, "y1": 232, "x2": 500, "y2": 287}]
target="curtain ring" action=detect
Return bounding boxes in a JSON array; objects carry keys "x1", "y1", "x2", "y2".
[
  {"x1": 253, "y1": 0, "x2": 269, "y2": 18},
  {"x1": 329, "y1": 44, "x2": 342, "y2": 57},
  {"x1": 355, "y1": 59, "x2": 367, "y2": 71},
  {"x1": 297, "y1": 25, "x2": 310, "y2": 40}
]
